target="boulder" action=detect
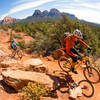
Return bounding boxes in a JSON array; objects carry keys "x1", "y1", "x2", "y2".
[
  {"x1": 2, "y1": 70, "x2": 58, "y2": 91},
  {"x1": 22, "y1": 58, "x2": 47, "y2": 73},
  {"x1": 1, "y1": 58, "x2": 21, "y2": 68},
  {"x1": 46, "y1": 56, "x2": 54, "y2": 61},
  {"x1": 0, "y1": 50, "x2": 7, "y2": 57},
  {"x1": 0, "y1": 45, "x2": 3, "y2": 50},
  {"x1": 23, "y1": 58, "x2": 43, "y2": 66}
]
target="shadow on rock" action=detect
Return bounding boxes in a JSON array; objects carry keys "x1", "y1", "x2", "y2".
[{"x1": 0, "y1": 80, "x2": 17, "y2": 93}]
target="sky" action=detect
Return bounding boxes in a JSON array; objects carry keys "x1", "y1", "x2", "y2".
[{"x1": 0, "y1": 0, "x2": 100, "y2": 24}]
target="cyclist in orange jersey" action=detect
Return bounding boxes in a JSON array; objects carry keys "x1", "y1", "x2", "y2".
[{"x1": 61, "y1": 29, "x2": 91, "y2": 74}]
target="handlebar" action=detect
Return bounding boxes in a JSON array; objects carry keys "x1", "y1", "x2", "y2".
[{"x1": 81, "y1": 49, "x2": 91, "y2": 58}]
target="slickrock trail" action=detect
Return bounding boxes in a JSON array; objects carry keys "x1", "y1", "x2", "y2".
[{"x1": 0, "y1": 30, "x2": 100, "y2": 100}]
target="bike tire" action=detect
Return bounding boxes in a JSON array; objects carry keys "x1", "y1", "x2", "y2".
[
  {"x1": 17, "y1": 50, "x2": 22, "y2": 59},
  {"x1": 78, "y1": 80, "x2": 94, "y2": 98},
  {"x1": 58, "y1": 56, "x2": 72, "y2": 72},
  {"x1": 83, "y1": 67, "x2": 100, "y2": 84},
  {"x1": 11, "y1": 50, "x2": 16, "y2": 58}
]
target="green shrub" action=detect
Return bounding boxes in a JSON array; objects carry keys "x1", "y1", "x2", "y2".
[
  {"x1": 18, "y1": 40, "x2": 26, "y2": 49},
  {"x1": 12, "y1": 34, "x2": 22, "y2": 39},
  {"x1": 22, "y1": 82, "x2": 49, "y2": 100},
  {"x1": 28, "y1": 33, "x2": 60, "y2": 56}
]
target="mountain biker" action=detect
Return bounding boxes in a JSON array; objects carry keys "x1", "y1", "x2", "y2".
[
  {"x1": 10, "y1": 39, "x2": 18, "y2": 50},
  {"x1": 61, "y1": 29, "x2": 91, "y2": 74}
]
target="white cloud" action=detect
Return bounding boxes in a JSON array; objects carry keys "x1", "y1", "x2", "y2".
[
  {"x1": 79, "y1": 2, "x2": 100, "y2": 10},
  {"x1": 59, "y1": 1, "x2": 100, "y2": 23},
  {"x1": 60, "y1": 8, "x2": 100, "y2": 24},
  {"x1": 13, "y1": 0, "x2": 33, "y2": 5},
  {"x1": 1, "y1": 0, "x2": 55, "y2": 19},
  {"x1": 74, "y1": 0, "x2": 81, "y2": 2}
]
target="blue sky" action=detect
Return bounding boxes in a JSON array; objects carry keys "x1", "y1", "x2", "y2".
[{"x1": 0, "y1": 0, "x2": 100, "y2": 24}]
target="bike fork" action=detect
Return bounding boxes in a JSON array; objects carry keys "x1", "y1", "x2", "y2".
[{"x1": 87, "y1": 67, "x2": 93, "y2": 77}]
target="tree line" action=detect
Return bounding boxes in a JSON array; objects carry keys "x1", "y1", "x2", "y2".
[{"x1": 0, "y1": 14, "x2": 100, "y2": 57}]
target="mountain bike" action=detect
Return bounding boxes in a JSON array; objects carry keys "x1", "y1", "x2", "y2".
[
  {"x1": 10, "y1": 46, "x2": 23, "y2": 59},
  {"x1": 52, "y1": 72, "x2": 94, "y2": 98},
  {"x1": 58, "y1": 50, "x2": 100, "y2": 84}
]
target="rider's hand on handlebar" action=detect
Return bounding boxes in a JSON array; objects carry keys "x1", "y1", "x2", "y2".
[{"x1": 76, "y1": 55, "x2": 82, "y2": 60}]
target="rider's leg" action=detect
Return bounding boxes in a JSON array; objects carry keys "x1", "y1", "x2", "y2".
[
  {"x1": 69, "y1": 56, "x2": 78, "y2": 74},
  {"x1": 70, "y1": 47, "x2": 80, "y2": 56}
]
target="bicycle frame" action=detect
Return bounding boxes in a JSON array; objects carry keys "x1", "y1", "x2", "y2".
[{"x1": 75, "y1": 56, "x2": 89, "y2": 69}]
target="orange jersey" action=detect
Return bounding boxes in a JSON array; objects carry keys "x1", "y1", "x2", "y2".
[{"x1": 62, "y1": 34, "x2": 89, "y2": 57}]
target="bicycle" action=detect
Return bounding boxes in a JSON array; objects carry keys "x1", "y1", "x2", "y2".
[
  {"x1": 58, "y1": 50, "x2": 100, "y2": 84},
  {"x1": 10, "y1": 46, "x2": 23, "y2": 59},
  {"x1": 52, "y1": 72, "x2": 94, "y2": 98}
]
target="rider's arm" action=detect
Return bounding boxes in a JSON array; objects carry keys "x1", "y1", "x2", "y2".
[
  {"x1": 14, "y1": 41, "x2": 19, "y2": 46},
  {"x1": 65, "y1": 37, "x2": 76, "y2": 57},
  {"x1": 78, "y1": 39, "x2": 89, "y2": 48}
]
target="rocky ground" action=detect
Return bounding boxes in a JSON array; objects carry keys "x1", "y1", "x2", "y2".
[{"x1": 0, "y1": 29, "x2": 100, "y2": 100}]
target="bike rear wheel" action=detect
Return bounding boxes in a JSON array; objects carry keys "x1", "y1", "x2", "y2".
[
  {"x1": 78, "y1": 80, "x2": 94, "y2": 97},
  {"x1": 83, "y1": 67, "x2": 100, "y2": 84},
  {"x1": 11, "y1": 49, "x2": 16, "y2": 58},
  {"x1": 58, "y1": 56, "x2": 72, "y2": 72},
  {"x1": 17, "y1": 49, "x2": 23, "y2": 59}
]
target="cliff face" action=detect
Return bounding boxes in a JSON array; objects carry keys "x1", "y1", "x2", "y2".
[
  {"x1": 0, "y1": 9, "x2": 77, "y2": 24},
  {"x1": 1, "y1": 16, "x2": 20, "y2": 24},
  {"x1": 25, "y1": 8, "x2": 76, "y2": 21},
  {"x1": 33, "y1": 9, "x2": 60, "y2": 17},
  {"x1": 32, "y1": 8, "x2": 76, "y2": 18},
  {"x1": 48, "y1": 9, "x2": 60, "y2": 17}
]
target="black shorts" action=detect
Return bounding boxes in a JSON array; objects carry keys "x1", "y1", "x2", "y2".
[
  {"x1": 70, "y1": 47, "x2": 80, "y2": 62},
  {"x1": 63, "y1": 47, "x2": 80, "y2": 62}
]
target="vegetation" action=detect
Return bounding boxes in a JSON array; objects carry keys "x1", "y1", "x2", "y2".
[
  {"x1": 12, "y1": 34, "x2": 22, "y2": 39},
  {"x1": 0, "y1": 14, "x2": 100, "y2": 57},
  {"x1": 22, "y1": 82, "x2": 49, "y2": 100},
  {"x1": 18, "y1": 40, "x2": 26, "y2": 49}
]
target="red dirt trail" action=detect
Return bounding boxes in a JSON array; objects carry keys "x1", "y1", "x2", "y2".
[{"x1": 0, "y1": 31, "x2": 100, "y2": 100}]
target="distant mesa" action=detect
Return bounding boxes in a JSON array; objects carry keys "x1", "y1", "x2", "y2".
[
  {"x1": 1, "y1": 16, "x2": 20, "y2": 24},
  {"x1": 32, "y1": 8, "x2": 61, "y2": 17},
  {"x1": 33, "y1": 10, "x2": 43, "y2": 17},
  {"x1": 1, "y1": 8, "x2": 98, "y2": 25},
  {"x1": 48, "y1": 8, "x2": 60, "y2": 17},
  {"x1": 42, "y1": 10, "x2": 49, "y2": 17},
  {"x1": 0, "y1": 9, "x2": 77, "y2": 25},
  {"x1": 25, "y1": 8, "x2": 77, "y2": 21}
]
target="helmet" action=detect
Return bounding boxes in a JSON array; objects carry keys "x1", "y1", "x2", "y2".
[
  {"x1": 11, "y1": 38, "x2": 15, "y2": 42},
  {"x1": 73, "y1": 29, "x2": 83, "y2": 39}
]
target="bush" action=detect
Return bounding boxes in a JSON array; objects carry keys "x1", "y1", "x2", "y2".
[
  {"x1": 18, "y1": 40, "x2": 26, "y2": 49},
  {"x1": 12, "y1": 34, "x2": 22, "y2": 39},
  {"x1": 28, "y1": 33, "x2": 60, "y2": 56},
  {"x1": 22, "y1": 82, "x2": 49, "y2": 100}
]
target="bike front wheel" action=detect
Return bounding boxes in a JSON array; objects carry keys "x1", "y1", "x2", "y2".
[
  {"x1": 58, "y1": 56, "x2": 72, "y2": 72},
  {"x1": 17, "y1": 50, "x2": 23, "y2": 59},
  {"x1": 83, "y1": 67, "x2": 100, "y2": 84},
  {"x1": 78, "y1": 80, "x2": 94, "y2": 98}
]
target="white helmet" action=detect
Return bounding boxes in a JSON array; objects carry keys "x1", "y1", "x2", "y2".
[{"x1": 73, "y1": 29, "x2": 83, "y2": 39}]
